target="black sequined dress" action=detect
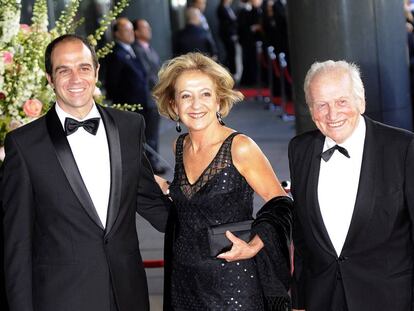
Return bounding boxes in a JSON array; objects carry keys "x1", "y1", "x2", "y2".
[{"x1": 167, "y1": 132, "x2": 265, "y2": 310}]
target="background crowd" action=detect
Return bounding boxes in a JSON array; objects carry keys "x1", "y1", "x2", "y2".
[{"x1": 101, "y1": 0, "x2": 292, "y2": 173}]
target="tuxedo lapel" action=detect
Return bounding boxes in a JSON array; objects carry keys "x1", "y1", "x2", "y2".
[
  {"x1": 341, "y1": 117, "x2": 377, "y2": 253},
  {"x1": 97, "y1": 106, "x2": 122, "y2": 238},
  {"x1": 306, "y1": 133, "x2": 337, "y2": 256},
  {"x1": 46, "y1": 106, "x2": 104, "y2": 229}
]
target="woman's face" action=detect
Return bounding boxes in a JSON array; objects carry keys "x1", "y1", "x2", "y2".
[{"x1": 173, "y1": 70, "x2": 220, "y2": 132}]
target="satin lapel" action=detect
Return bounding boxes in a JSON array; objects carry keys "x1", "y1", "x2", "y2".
[
  {"x1": 97, "y1": 106, "x2": 122, "y2": 238},
  {"x1": 341, "y1": 117, "x2": 377, "y2": 252},
  {"x1": 46, "y1": 106, "x2": 104, "y2": 229},
  {"x1": 306, "y1": 133, "x2": 337, "y2": 256}
]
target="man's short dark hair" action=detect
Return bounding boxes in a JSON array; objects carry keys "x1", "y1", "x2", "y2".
[
  {"x1": 132, "y1": 19, "x2": 139, "y2": 31},
  {"x1": 112, "y1": 22, "x2": 120, "y2": 34},
  {"x1": 45, "y1": 34, "x2": 99, "y2": 78}
]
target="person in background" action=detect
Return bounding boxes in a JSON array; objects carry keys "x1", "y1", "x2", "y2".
[
  {"x1": 289, "y1": 60, "x2": 414, "y2": 311},
  {"x1": 237, "y1": 0, "x2": 263, "y2": 86},
  {"x1": 153, "y1": 52, "x2": 292, "y2": 310},
  {"x1": 132, "y1": 19, "x2": 168, "y2": 174},
  {"x1": 188, "y1": 0, "x2": 211, "y2": 31},
  {"x1": 104, "y1": 18, "x2": 148, "y2": 127},
  {"x1": 173, "y1": 7, "x2": 218, "y2": 59},
  {"x1": 404, "y1": 0, "x2": 414, "y2": 124},
  {"x1": 217, "y1": 0, "x2": 238, "y2": 75},
  {"x1": 0, "y1": 34, "x2": 170, "y2": 311}
]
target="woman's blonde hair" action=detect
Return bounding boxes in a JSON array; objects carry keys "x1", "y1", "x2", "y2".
[{"x1": 152, "y1": 52, "x2": 244, "y2": 120}]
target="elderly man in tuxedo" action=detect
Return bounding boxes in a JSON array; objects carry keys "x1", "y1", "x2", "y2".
[
  {"x1": 289, "y1": 60, "x2": 414, "y2": 311},
  {"x1": 0, "y1": 34, "x2": 169, "y2": 311}
]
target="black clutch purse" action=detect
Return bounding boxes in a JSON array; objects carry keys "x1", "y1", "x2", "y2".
[{"x1": 207, "y1": 220, "x2": 253, "y2": 257}]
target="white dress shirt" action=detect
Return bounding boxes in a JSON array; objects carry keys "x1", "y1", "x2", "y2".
[
  {"x1": 55, "y1": 103, "x2": 111, "y2": 228},
  {"x1": 318, "y1": 115, "x2": 366, "y2": 255}
]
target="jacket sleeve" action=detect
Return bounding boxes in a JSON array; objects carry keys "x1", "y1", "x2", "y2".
[
  {"x1": 135, "y1": 117, "x2": 170, "y2": 232},
  {"x1": 404, "y1": 137, "x2": 414, "y2": 310},
  {"x1": 1, "y1": 133, "x2": 35, "y2": 311},
  {"x1": 288, "y1": 139, "x2": 306, "y2": 310}
]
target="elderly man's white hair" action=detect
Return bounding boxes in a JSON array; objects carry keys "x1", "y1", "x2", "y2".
[{"x1": 304, "y1": 60, "x2": 365, "y2": 107}]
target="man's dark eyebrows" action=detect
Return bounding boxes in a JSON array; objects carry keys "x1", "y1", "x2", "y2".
[
  {"x1": 54, "y1": 65, "x2": 69, "y2": 73},
  {"x1": 79, "y1": 63, "x2": 93, "y2": 68}
]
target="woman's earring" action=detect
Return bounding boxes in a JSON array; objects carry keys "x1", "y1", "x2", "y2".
[
  {"x1": 216, "y1": 112, "x2": 225, "y2": 126},
  {"x1": 175, "y1": 117, "x2": 182, "y2": 133}
]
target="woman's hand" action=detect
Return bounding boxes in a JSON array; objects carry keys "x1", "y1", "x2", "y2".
[
  {"x1": 154, "y1": 174, "x2": 170, "y2": 196},
  {"x1": 217, "y1": 232, "x2": 264, "y2": 262}
]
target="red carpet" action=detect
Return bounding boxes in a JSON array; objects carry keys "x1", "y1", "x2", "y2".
[{"x1": 237, "y1": 88, "x2": 295, "y2": 115}]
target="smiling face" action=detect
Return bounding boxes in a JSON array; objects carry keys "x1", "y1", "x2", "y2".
[
  {"x1": 173, "y1": 70, "x2": 221, "y2": 132},
  {"x1": 46, "y1": 39, "x2": 99, "y2": 118},
  {"x1": 308, "y1": 69, "x2": 365, "y2": 144}
]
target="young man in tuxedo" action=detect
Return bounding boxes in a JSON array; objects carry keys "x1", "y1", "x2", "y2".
[
  {"x1": 289, "y1": 60, "x2": 414, "y2": 311},
  {"x1": 0, "y1": 34, "x2": 170, "y2": 311}
]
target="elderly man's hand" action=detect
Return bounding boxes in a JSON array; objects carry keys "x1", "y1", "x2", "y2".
[{"x1": 216, "y1": 232, "x2": 264, "y2": 262}]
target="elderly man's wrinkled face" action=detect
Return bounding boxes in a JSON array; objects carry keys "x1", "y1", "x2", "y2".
[{"x1": 308, "y1": 69, "x2": 365, "y2": 144}]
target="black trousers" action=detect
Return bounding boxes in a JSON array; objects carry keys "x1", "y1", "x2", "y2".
[
  {"x1": 221, "y1": 37, "x2": 236, "y2": 75},
  {"x1": 109, "y1": 283, "x2": 119, "y2": 311}
]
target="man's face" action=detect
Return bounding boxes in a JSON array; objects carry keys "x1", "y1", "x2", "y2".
[
  {"x1": 135, "y1": 20, "x2": 152, "y2": 42},
  {"x1": 251, "y1": 0, "x2": 263, "y2": 8},
  {"x1": 115, "y1": 19, "x2": 135, "y2": 44},
  {"x1": 308, "y1": 69, "x2": 365, "y2": 144},
  {"x1": 194, "y1": 0, "x2": 206, "y2": 12},
  {"x1": 46, "y1": 40, "x2": 99, "y2": 118}
]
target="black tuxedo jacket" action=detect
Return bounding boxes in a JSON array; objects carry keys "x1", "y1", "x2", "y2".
[
  {"x1": 104, "y1": 43, "x2": 149, "y2": 109},
  {"x1": 0, "y1": 105, "x2": 169, "y2": 311},
  {"x1": 288, "y1": 116, "x2": 414, "y2": 310},
  {"x1": 217, "y1": 4, "x2": 237, "y2": 41}
]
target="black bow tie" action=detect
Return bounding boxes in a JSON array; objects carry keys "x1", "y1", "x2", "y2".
[
  {"x1": 64, "y1": 117, "x2": 100, "y2": 136},
  {"x1": 321, "y1": 145, "x2": 350, "y2": 162}
]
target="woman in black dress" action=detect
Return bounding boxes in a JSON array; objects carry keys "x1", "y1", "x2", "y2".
[{"x1": 153, "y1": 52, "x2": 292, "y2": 310}]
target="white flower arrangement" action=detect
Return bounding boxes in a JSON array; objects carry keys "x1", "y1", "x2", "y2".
[{"x1": 0, "y1": 0, "x2": 129, "y2": 147}]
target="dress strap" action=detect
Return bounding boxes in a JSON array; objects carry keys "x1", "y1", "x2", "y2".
[
  {"x1": 221, "y1": 132, "x2": 242, "y2": 156},
  {"x1": 226, "y1": 131, "x2": 241, "y2": 142},
  {"x1": 175, "y1": 133, "x2": 188, "y2": 164}
]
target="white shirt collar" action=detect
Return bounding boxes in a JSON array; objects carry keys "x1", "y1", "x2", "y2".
[
  {"x1": 117, "y1": 41, "x2": 131, "y2": 51},
  {"x1": 323, "y1": 115, "x2": 366, "y2": 158},
  {"x1": 55, "y1": 102, "x2": 100, "y2": 130}
]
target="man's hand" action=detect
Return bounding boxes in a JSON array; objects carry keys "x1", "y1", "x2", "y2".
[{"x1": 216, "y1": 232, "x2": 264, "y2": 262}]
